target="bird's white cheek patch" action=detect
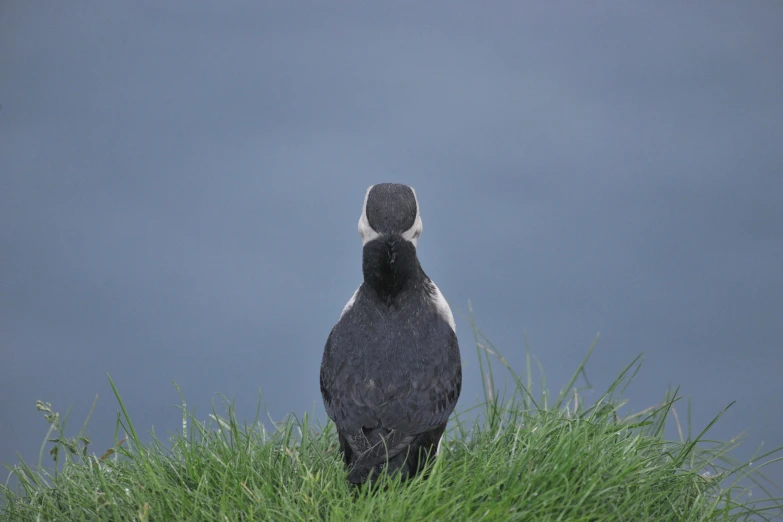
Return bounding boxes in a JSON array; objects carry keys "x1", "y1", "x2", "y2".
[
  {"x1": 358, "y1": 184, "x2": 381, "y2": 246},
  {"x1": 401, "y1": 213, "x2": 423, "y2": 248},
  {"x1": 358, "y1": 214, "x2": 381, "y2": 246},
  {"x1": 400, "y1": 186, "x2": 423, "y2": 248},
  {"x1": 426, "y1": 280, "x2": 456, "y2": 332}
]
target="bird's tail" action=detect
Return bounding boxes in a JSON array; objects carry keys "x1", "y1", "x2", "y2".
[
  {"x1": 348, "y1": 450, "x2": 411, "y2": 485},
  {"x1": 347, "y1": 430, "x2": 439, "y2": 486}
]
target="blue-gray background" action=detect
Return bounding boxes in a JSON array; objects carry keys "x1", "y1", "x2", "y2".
[{"x1": 2, "y1": 2, "x2": 781, "y2": 493}]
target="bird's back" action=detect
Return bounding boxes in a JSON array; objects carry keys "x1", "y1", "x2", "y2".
[{"x1": 320, "y1": 282, "x2": 461, "y2": 484}]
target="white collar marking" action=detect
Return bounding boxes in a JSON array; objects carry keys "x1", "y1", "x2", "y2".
[{"x1": 425, "y1": 279, "x2": 456, "y2": 332}]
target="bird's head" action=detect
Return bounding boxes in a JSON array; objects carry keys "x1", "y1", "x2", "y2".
[{"x1": 358, "y1": 183, "x2": 423, "y2": 248}]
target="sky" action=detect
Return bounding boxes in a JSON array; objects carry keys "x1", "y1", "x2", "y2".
[{"x1": 1, "y1": 1, "x2": 782, "y2": 495}]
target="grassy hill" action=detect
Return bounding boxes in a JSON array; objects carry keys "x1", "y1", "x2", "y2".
[{"x1": 2, "y1": 324, "x2": 781, "y2": 521}]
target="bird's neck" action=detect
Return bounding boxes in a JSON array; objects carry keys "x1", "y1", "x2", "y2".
[{"x1": 362, "y1": 235, "x2": 423, "y2": 302}]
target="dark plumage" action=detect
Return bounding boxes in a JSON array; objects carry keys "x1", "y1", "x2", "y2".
[{"x1": 320, "y1": 183, "x2": 462, "y2": 486}]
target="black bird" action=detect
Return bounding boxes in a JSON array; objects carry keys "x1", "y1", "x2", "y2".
[{"x1": 320, "y1": 183, "x2": 462, "y2": 486}]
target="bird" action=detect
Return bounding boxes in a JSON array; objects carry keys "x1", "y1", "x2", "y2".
[{"x1": 320, "y1": 183, "x2": 462, "y2": 486}]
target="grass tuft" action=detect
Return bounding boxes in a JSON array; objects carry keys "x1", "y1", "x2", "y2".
[{"x1": 2, "y1": 315, "x2": 782, "y2": 521}]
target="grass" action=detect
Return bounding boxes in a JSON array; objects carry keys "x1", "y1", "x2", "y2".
[{"x1": 2, "y1": 316, "x2": 782, "y2": 521}]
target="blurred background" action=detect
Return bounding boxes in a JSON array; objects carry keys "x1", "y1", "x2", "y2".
[{"x1": 1, "y1": 1, "x2": 781, "y2": 493}]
